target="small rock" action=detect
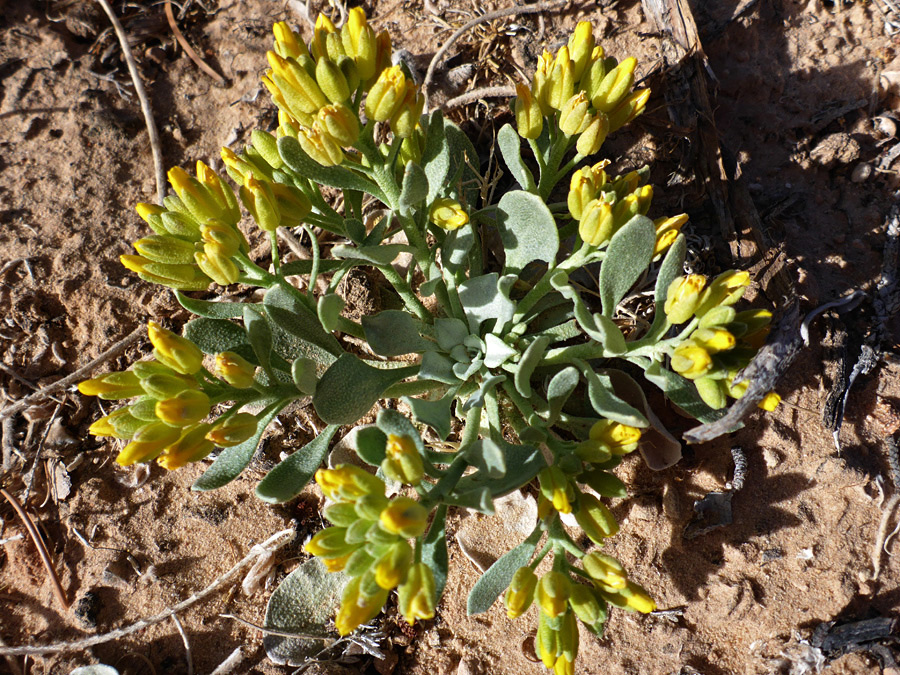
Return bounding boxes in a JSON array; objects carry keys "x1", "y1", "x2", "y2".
[
  {"x1": 850, "y1": 162, "x2": 872, "y2": 183},
  {"x1": 762, "y1": 448, "x2": 781, "y2": 469}
]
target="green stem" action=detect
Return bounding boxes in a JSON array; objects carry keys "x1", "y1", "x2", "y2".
[
  {"x1": 540, "y1": 341, "x2": 605, "y2": 367},
  {"x1": 333, "y1": 315, "x2": 365, "y2": 339},
  {"x1": 269, "y1": 231, "x2": 281, "y2": 277},
  {"x1": 378, "y1": 263, "x2": 432, "y2": 321},
  {"x1": 301, "y1": 225, "x2": 320, "y2": 303},
  {"x1": 484, "y1": 388, "x2": 501, "y2": 443},
  {"x1": 382, "y1": 378, "x2": 443, "y2": 399}
]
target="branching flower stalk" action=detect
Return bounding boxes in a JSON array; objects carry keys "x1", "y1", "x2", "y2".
[{"x1": 78, "y1": 11, "x2": 780, "y2": 672}]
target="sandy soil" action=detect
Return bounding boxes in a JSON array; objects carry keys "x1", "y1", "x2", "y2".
[{"x1": 2, "y1": 0, "x2": 900, "y2": 673}]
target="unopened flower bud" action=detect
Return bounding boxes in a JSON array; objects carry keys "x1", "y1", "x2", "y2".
[
  {"x1": 365, "y1": 65, "x2": 407, "y2": 121},
  {"x1": 215, "y1": 351, "x2": 257, "y2": 388},
  {"x1": 266, "y1": 50, "x2": 327, "y2": 114},
  {"x1": 89, "y1": 407, "x2": 149, "y2": 439},
  {"x1": 335, "y1": 575, "x2": 390, "y2": 635},
  {"x1": 759, "y1": 392, "x2": 781, "y2": 412},
  {"x1": 514, "y1": 83, "x2": 543, "y2": 139},
  {"x1": 135, "y1": 202, "x2": 167, "y2": 235},
  {"x1": 382, "y1": 433, "x2": 424, "y2": 485},
  {"x1": 316, "y1": 57, "x2": 351, "y2": 103},
  {"x1": 148, "y1": 321, "x2": 204, "y2": 375},
  {"x1": 316, "y1": 465, "x2": 385, "y2": 501},
  {"x1": 574, "y1": 492, "x2": 619, "y2": 543},
  {"x1": 317, "y1": 103, "x2": 360, "y2": 146},
  {"x1": 341, "y1": 7, "x2": 377, "y2": 81},
  {"x1": 590, "y1": 56, "x2": 636, "y2": 112},
  {"x1": 653, "y1": 213, "x2": 688, "y2": 256},
  {"x1": 607, "y1": 88, "x2": 651, "y2": 133},
  {"x1": 546, "y1": 46, "x2": 575, "y2": 111},
  {"x1": 538, "y1": 466, "x2": 573, "y2": 514},
  {"x1": 531, "y1": 51, "x2": 554, "y2": 116},
  {"x1": 311, "y1": 13, "x2": 336, "y2": 61},
  {"x1": 559, "y1": 92, "x2": 592, "y2": 136},
  {"x1": 206, "y1": 412, "x2": 258, "y2": 447},
  {"x1": 120, "y1": 255, "x2": 211, "y2": 291},
  {"x1": 600, "y1": 580, "x2": 656, "y2": 613},
  {"x1": 272, "y1": 21, "x2": 309, "y2": 61},
  {"x1": 200, "y1": 221, "x2": 245, "y2": 257},
  {"x1": 79, "y1": 371, "x2": 144, "y2": 400},
  {"x1": 536, "y1": 571, "x2": 571, "y2": 618},
  {"x1": 569, "y1": 584, "x2": 608, "y2": 630},
  {"x1": 305, "y1": 526, "x2": 355, "y2": 559},
  {"x1": 167, "y1": 166, "x2": 229, "y2": 225},
  {"x1": 694, "y1": 376, "x2": 728, "y2": 410},
  {"x1": 379, "y1": 496, "x2": 428, "y2": 539},
  {"x1": 157, "y1": 423, "x2": 215, "y2": 470},
  {"x1": 374, "y1": 540, "x2": 413, "y2": 589},
  {"x1": 132, "y1": 235, "x2": 196, "y2": 266},
  {"x1": 694, "y1": 270, "x2": 751, "y2": 316},
  {"x1": 117, "y1": 422, "x2": 181, "y2": 465},
  {"x1": 397, "y1": 563, "x2": 436, "y2": 624},
  {"x1": 155, "y1": 389, "x2": 210, "y2": 427},
  {"x1": 575, "y1": 112, "x2": 609, "y2": 156},
  {"x1": 664, "y1": 275, "x2": 707, "y2": 324},
  {"x1": 583, "y1": 552, "x2": 628, "y2": 589},
  {"x1": 670, "y1": 343, "x2": 713, "y2": 380},
  {"x1": 195, "y1": 161, "x2": 240, "y2": 225},
  {"x1": 567, "y1": 21, "x2": 595, "y2": 81},
  {"x1": 390, "y1": 87, "x2": 424, "y2": 139},
  {"x1": 298, "y1": 124, "x2": 345, "y2": 166},
  {"x1": 504, "y1": 566, "x2": 538, "y2": 619},
  {"x1": 195, "y1": 244, "x2": 239, "y2": 285},
  {"x1": 578, "y1": 199, "x2": 615, "y2": 247},
  {"x1": 240, "y1": 177, "x2": 281, "y2": 232},
  {"x1": 589, "y1": 419, "x2": 641, "y2": 455},
  {"x1": 693, "y1": 327, "x2": 736, "y2": 354}
]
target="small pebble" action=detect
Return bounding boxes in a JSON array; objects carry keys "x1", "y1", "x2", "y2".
[{"x1": 851, "y1": 162, "x2": 872, "y2": 183}]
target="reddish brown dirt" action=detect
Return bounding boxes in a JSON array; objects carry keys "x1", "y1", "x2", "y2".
[{"x1": 2, "y1": 1, "x2": 900, "y2": 674}]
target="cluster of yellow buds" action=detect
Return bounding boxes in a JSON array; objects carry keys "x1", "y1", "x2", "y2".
[
  {"x1": 567, "y1": 162, "x2": 674, "y2": 250},
  {"x1": 504, "y1": 555, "x2": 655, "y2": 675},
  {"x1": 123, "y1": 164, "x2": 249, "y2": 290},
  {"x1": 515, "y1": 21, "x2": 650, "y2": 154},
  {"x1": 664, "y1": 272, "x2": 779, "y2": 410},
  {"x1": 260, "y1": 12, "x2": 423, "y2": 167},
  {"x1": 305, "y1": 465, "x2": 436, "y2": 634},
  {"x1": 78, "y1": 323, "x2": 260, "y2": 469}
]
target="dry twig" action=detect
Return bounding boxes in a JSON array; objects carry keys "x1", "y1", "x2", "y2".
[
  {"x1": 421, "y1": 0, "x2": 569, "y2": 110},
  {"x1": 0, "y1": 325, "x2": 145, "y2": 421},
  {"x1": 442, "y1": 85, "x2": 516, "y2": 111},
  {"x1": 164, "y1": 0, "x2": 226, "y2": 85},
  {"x1": 94, "y1": 0, "x2": 166, "y2": 203},
  {"x1": 0, "y1": 487, "x2": 69, "y2": 610},
  {"x1": 171, "y1": 613, "x2": 194, "y2": 675},
  {"x1": 0, "y1": 528, "x2": 295, "y2": 656}
]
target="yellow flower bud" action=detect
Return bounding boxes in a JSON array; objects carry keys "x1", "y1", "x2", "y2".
[
  {"x1": 759, "y1": 392, "x2": 781, "y2": 412},
  {"x1": 382, "y1": 433, "x2": 424, "y2": 486},
  {"x1": 504, "y1": 566, "x2": 538, "y2": 619},
  {"x1": 372, "y1": 30, "x2": 393, "y2": 82},
  {"x1": 514, "y1": 83, "x2": 542, "y2": 140},
  {"x1": 268, "y1": 183, "x2": 312, "y2": 228},
  {"x1": 538, "y1": 466, "x2": 573, "y2": 514},
  {"x1": 157, "y1": 423, "x2": 215, "y2": 470},
  {"x1": 558, "y1": 91, "x2": 592, "y2": 136},
  {"x1": 379, "y1": 496, "x2": 428, "y2": 539},
  {"x1": 590, "y1": 56, "x2": 636, "y2": 113},
  {"x1": 135, "y1": 202, "x2": 167, "y2": 235},
  {"x1": 653, "y1": 213, "x2": 688, "y2": 256},
  {"x1": 195, "y1": 244, "x2": 240, "y2": 286},
  {"x1": 575, "y1": 438, "x2": 612, "y2": 464},
  {"x1": 557, "y1": 609, "x2": 579, "y2": 664},
  {"x1": 589, "y1": 419, "x2": 642, "y2": 455},
  {"x1": 600, "y1": 580, "x2": 656, "y2": 613},
  {"x1": 335, "y1": 575, "x2": 389, "y2": 635},
  {"x1": 694, "y1": 270, "x2": 751, "y2": 316},
  {"x1": 531, "y1": 51, "x2": 555, "y2": 116},
  {"x1": 317, "y1": 103, "x2": 360, "y2": 146},
  {"x1": 536, "y1": 571, "x2": 571, "y2": 618},
  {"x1": 567, "y1": 21, "x2": 595, "y2": 81},
  {"x1": 553, "y1": 654, "x2": 575, "y2": 675},
  {"x1": 166, "y1": 166, "x2": 226, "y2": 225},
  {"x1": 574, "y1": 492, "x2": 619, "y2": 543},
  {"x1": 583, "y1": 552, "x2": 628, "y2": 589},
  {"x1": 220, "y1": 147, "x2": 257, "y2": 184},
  {"x1": 316, "y1": 57, "x2": 351, "y2": 103},
  {"x1": 272, "y1": 21, "x2": 309, "y2": 61},
  {"x1": 341, "y1": 7, "x2": 377, "y2": 81},
  {"x1": 607, "y1": 88, "x2": 651, "y2": 133},
  {"x1": 133, "y1": 235, "x2": 196, "y2": 266},
  {"x1": 116, "y1": 422, "x2": 181, "y2": 466},
  {"x1": 693, "y1": 327, "x2": 737, "y2": 354},
  {"x1": 195, "y1": 161, "x2": 240, "y2": 226},
  {"x1": 325, "y1": 27, "x2": 347, "y2": 63},
  {"x1": 305, "y1": 526, "x2": 355, "y2": 559},
  {"x1": 79, "y1": 371, "x2": 144, "y2": 400},
  {"x1": 311, "y1": 13, "x2": 337, "y2": 61},
  {"x1": 365, "y1": 65, "x2": 408, "y2": 122},
  {"x1": 731, "y1": 309, "x2": 773, "y2": 338},
  {"x1": 429, "y1": 198, "x2": 469, "y2": 230},
  {"x1": 566, "y1": 162, "x2": 609, "y2": 220},
  {"x1": 266, "y1": 50, "x2": 327, "y2": 114},
  {"x1": 120, "y1": 255, "x2": 211, "y2": 291},
  {"x1": 670, "y1": 343, "x2": 713, "y2": 380},
  {"x1": 544, "y1": 46, "x2": 574, "y2": 111},
  {"x1": 397, "y1": 563, "x2": 436, "y2": 624},
  {"x1": 537, "y1": 609, "x2": 561, "y2": 668},
  {"x1": 664, "y1": 275, "x2": 707, "y2": 324},
  {"x1": 316, "y1": 464, "x2": 385, "y2": 502},
  {"x1": 575, "y1": 112, "x2": 609, "y2": 156},
  {"x1": 298, "y1": 124, "x2": 345, "y2": 166},
  {"x1": 578, "y1": 198, "x2": 615, "y2": 247},
  {"x1": 390, "y1": 87, "x2": 424, "y2": 139},
  {"x1": 89, "y1": 407, "x2": 149, "y2": 439},
  {"x1": 215, "y1": 351, "x2": 257, "y2": 388},
  {"x1": 155, "y1": 389, "x2": 211, "y2": 427},
  {"x1": 206, "y1": 412, "x2": 258, "y2": 447},
  {"x1": 249, "y1": 129, "x2": 284, "y2": 171},
  {"x1": 374, "y1": 540, "x2": 412, "y2": 589},
  {"x1": 200, "y1": 221, "x2": 245, "y2": 257},
  {"x1": 148, "y1": 321, "x2": 204, "y2": 375},
  {"x1": 240, "y1": 177, "x2": 281, "y2": 232},
  {"x1": 139, "y1": 372, "x2": 198, "y2": 403}
]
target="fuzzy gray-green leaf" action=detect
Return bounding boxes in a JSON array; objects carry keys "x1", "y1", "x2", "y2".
[
  {"x1": 497, "y1": 123, "x2": 536, "y2": 192},
  {"x1": 255, "y1": 425, "x2": 339, "y2": 503},
  {"x1": 313, "y1": 354, "x2": 417, "y2": 425},
  {"x1": 467, "y1": 527, "x2": 542, "y2": 615},
  {"x1": 496, "y1": 190, "x2": 558, "y2": 275},
  {"x1": 362, "y1": 310, "x2": 432, "y2": 356},
  {"x1": 599, "y1": 214, "x2": 656, "y2": 317}
]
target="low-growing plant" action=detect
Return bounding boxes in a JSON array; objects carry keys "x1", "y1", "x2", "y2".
[{"x1": 78, "y1": 11, "x2": 779, "y2": 672}]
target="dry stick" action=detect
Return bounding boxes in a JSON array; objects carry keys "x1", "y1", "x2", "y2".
[
  {"x1": 171, "y1": 614, "x2": 194, "y2": 675},
  {"x1": 0, "y1": 636, "x2": 23, "y2": 675},
  {"x1": 0, "y1": 528, "x2": 295, "y2": 656},
  {"x1": 870, "y1": 493, "x2": 900, "y2": 581},
  {"x1": 0, "y1": 488, "x2": 69, "y2": 610},
  {"x1": 219, "y1": 613, "x2": 333, "y2": 640},
  {"x1": 421, "y1": 0, "x2": 570, "y2": 110},
  {"x1": 95, "y1": 0, "x2": 166, "y2": 203},
  {"x1": 164, "y1": 0, "x2": 227, "y2": 85},
  {"x1": 0, "y1": 325, "x2": 145, "y2": 421},
  {"x1": 442, "y1": 85, "x2": 516, "y2": 111}
]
